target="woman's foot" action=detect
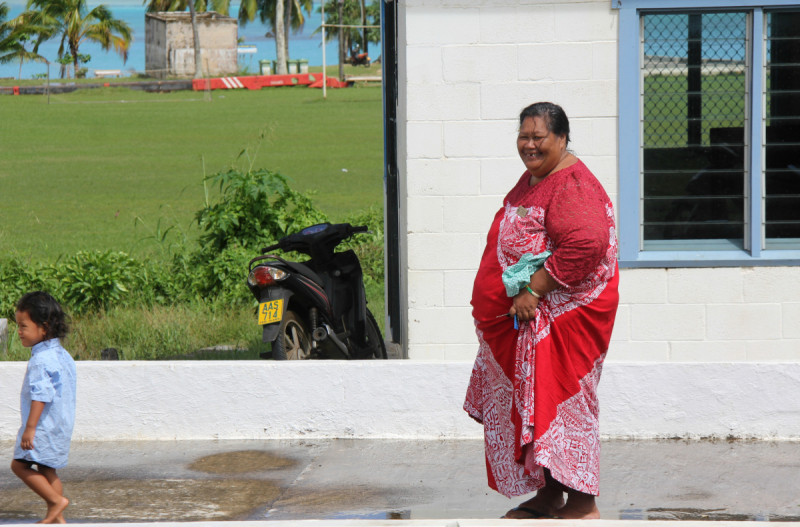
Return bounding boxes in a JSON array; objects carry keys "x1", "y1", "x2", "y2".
[
  {"x1": 503, "y1": 491, "x2": 565, "y2": 519},
  {"x1": 554, "y1": 503, "x2": 600, "y2": 520},
  {"x1": 38, "y1": 496, "x2": 68, "y2": 524}
]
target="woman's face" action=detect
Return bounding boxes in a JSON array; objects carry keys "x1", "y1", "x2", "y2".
[{"x1": 517, "y1": 116, "x2": 567, "y2": 178}]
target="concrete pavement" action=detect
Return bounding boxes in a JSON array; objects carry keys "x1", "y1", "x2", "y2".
[{"x1": 1, "y1": 439, "x2": 799, "y2": 523}]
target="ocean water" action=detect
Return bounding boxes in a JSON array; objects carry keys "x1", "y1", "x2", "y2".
[{"x1": 0, "y1": 2, "x2": 377, "y2": 79}]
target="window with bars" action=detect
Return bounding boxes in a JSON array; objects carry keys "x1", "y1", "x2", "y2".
[{"x1": 617, "y1": 1, "x2": 800, "y2": 265}]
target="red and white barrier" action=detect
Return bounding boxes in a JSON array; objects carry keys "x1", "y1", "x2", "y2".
[{"x1": 192, "y1": 73, "x2": 331, "y2": 91}]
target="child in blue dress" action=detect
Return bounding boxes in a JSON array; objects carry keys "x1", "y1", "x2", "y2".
[{"x1": 10, "y1": 292, "x2": 76, "y2": 524}]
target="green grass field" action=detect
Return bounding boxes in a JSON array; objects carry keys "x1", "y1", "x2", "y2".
[{"x1": 0, "y1": 83, "x2": 384, "y2": 260}]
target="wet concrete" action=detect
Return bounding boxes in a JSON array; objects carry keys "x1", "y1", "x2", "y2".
[{"x1": 1, "y1": 439, "x2": 798, "y2": 523}]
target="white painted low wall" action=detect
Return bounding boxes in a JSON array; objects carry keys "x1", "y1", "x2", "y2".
[{"x1": 1, "y1": 361, "x2": 799, "y2": 441}]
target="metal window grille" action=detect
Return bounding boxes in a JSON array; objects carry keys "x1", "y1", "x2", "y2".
[
  {"x1": 764, "y1": 10, "x2": 800, "y2": 249},
  {"x1": 641, "y1": 12, "x2": 750, "y2": 251}
]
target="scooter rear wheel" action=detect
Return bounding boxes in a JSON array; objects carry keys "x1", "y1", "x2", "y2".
[
  {"x1": 362, "y1": 309, "x2": 387, "y2": 359},
  {"x1": 272, "y1": 311, "x2": 313, "y2": 360}
]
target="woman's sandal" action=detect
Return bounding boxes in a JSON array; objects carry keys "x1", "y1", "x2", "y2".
[{"x1": 502, "y1": 506, "x2": 561, "y2": 519}]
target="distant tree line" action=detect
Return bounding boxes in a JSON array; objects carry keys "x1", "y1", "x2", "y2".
[{"x1": 0, "y1": 0, "x2": 380, "y2": 80}]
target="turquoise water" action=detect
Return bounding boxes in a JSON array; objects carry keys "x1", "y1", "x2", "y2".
[{"x1": 0, "y1": 2, "x2": 376, "y2": 80}]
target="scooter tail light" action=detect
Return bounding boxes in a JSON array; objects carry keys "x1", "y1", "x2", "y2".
[{"x1": 248, "y1": 266, "x2": 287, "y2": 287}]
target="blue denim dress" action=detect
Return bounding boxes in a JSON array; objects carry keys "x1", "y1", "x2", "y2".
[{"x1": 14, "y1": 339, "x2": 77, "y2": 469}]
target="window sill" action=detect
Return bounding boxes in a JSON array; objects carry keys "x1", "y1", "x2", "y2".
[{"x1": 619, "y1": 249, "x2": 800, "y2": 268}]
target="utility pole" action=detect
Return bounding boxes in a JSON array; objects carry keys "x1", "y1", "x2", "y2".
[{"x1": 337, "y1": 0, "x2": 344, "y2": 82}]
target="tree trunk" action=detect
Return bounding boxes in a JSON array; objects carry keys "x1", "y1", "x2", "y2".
[
  {"x1": 18, "y1": 57, "x2": 23, "y2": 80},
  {"x1": 274, "y1": 0, "x2": 287, "y2": 74},
  {"x1": 284, "y1": 0, "x2": 292, "y2": 61},
  {"x1": 337, "y1": 0, "x2": 344, "y2": 81},
  {"x1": 361, "y1": 0, "x2": 367, "y2": 56},
  {"x1": 189, "y1": 0, "x2": 203, "y2": 79}
]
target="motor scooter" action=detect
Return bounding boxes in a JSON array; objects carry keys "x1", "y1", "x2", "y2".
[{"x1": 247, "y1": 222, "x2": 386, "y2": 360}]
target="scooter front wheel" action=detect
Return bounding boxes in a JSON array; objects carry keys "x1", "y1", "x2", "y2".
[{"x1": 272, "y1": 311, "x2": 313, "y2": 360}]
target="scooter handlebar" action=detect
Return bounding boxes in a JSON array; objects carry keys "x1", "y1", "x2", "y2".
[{"x1": 351, "y1": 225, "x2": 369, "y2": 234}]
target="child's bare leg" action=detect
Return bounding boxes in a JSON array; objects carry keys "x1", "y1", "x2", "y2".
[
  {"x1": 10, "y1": 461, "x2": 69, "y2": 524},
  {"x1": 39, "y1": 467, "x2": 66, "y2": 523}
]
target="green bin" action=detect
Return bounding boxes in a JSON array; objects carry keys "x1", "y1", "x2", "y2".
[
  {"x1": 297, "y1": 59, "x2": 309, "y2": 73},
  {"x1": 286, "y1": 59, "x2": 300, "y2": 74},
  {"x1": 258, "y1": 60, "x2": 271, "y2": 75}
]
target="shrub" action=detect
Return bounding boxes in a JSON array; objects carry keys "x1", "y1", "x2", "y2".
[
  {"x1": 50, "y1": 251, "x2": 146, "y2": 313},
  {"x1": 0, "y1": 256, "x2": 49, "y2": 319}
]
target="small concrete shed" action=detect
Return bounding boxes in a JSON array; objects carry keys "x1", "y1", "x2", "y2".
[{"x1": 145, "y1": 11, "x2": 237, "y2": 79}]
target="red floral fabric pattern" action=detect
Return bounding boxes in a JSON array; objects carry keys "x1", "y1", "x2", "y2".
[{"x1": 465, "y1": 160, "x2": 619, "y2": 498}]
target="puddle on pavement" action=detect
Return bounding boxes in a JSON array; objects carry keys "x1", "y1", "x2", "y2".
[
  {"x1": 0, "y1": 478, "x2": 281, "y2": 522},
  {"x1": 188, "y1": 450, "x2": 296, "y2": 474}
]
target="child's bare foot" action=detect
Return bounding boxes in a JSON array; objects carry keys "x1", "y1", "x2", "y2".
[{"x1": 38, "y1": 496, "x2": 68, "y2": 524}]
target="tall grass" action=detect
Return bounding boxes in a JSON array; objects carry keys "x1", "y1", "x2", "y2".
[{"x1": 4, "y1": 301, "x2": 266, "y2": 361}]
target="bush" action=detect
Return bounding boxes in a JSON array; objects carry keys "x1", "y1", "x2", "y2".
[{"x1": 0, "y1": 256, "x2": 49, "y2": 319}]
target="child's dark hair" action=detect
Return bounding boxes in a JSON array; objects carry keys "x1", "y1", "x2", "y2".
[
  {"x1": 16, "y1": 291, "x2": 70, "y2": 339},
  {"x1": 519, "y1": 102, "x2": 571, "y2": 145}
]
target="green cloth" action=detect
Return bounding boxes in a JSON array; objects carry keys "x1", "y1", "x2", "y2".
[{"x1": 501, "y1": 251, "x2": 552, "y2": 297}]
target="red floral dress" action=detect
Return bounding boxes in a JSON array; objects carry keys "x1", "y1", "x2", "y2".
[{"x1": 464, "y1": 159, "x2": 619, "y2": 497}]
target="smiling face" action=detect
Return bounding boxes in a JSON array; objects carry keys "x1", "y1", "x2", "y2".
[
  {"x1": 517, "y1": 116, "x2": 568, "y2": 179},
  {"x1": 15, "y1": 310, "x2": 47, "y2": 348}
]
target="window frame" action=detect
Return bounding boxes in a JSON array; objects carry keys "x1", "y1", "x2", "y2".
[{"x1": 616, "y1": 0, "x2": 800, "y2": 267}]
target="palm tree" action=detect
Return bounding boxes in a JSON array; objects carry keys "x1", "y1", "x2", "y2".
[
  {"x1": 144, "y1": 0, "x2": 257, "y2": 78},
  {"x1": 0, "y1": 6, "x2": 50, "y2": 79},
  {"x1": 28, "y1": 0, "x2": 131, "y2": 78},
  {"x1": 248, "y1": 0, "x2": 312, "y2": 73}
]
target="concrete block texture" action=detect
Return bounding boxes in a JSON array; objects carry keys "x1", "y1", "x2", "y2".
[
  {"x1": 479, "y1": 5, "x2": 555, "y2": 44},
  {"x1": 408, "y1": 307, "x2": 476, "y2": 344},
  {"x1": 479, "y1": 82, "x2": 555, "y2": 120},
  {"x1": 442, "y1": 196, "x2": 502, "y2": 233},
  {"x1": 518, "y1": 42, "x2": 593, "y2": 81},
  {"x1": 408, "y1": 271, "x2": 445, "y2": 309},
  {"x1": 407, "y1": 196, "x2": 444, "y2": 233},
  {"x1": 743, "y1": 266, "x2": 800, "y2": 303},
  {"x1": 630, "y1": 304, "x2": 705, "y2": 341},
  {"x1": 592, "y1": 41, "x2": 618, "y2": 80},
  {"x1": 407, "y1": 83, "x2": 481, "y2": 122},
  {"x1": 406, "y1": 121, "x2": 443, "y2": 159},
  {"x1": 405, "y1": 46, "x2": 443, "y2": 84},
  {"x1": 443, "y1": 45, "x2": 518, "y2": 83},
  {"x1": 406, "y1": 7, "x2": 480, "y2": 45},
  {"x1": 444, "y1": 270, "x2": 479, "y2": 307},
  {"x1": 746, "y1": 340, "x2": 800, "y2": 361},
  {"x1": 784, "y1": 303, "x2": 800, "y2": 338},
  {"x1": 670, "y1": 341, "x2": 748, "y2": 362},
  {"x1": 480, "y1": 158, "x2": 526, "y2": 195},
  {"x1": 553, "y1": 1, "x2": 618, "y2": 42},
  {"x1": 606, "y1": 341, "x2": 670, "y2": 361},
  {"x1": 618, "y1": 268, "x2": 668, "y2": 305},
  {"x1": 706, "y1": 304, "x2": 782, "y2": 341},
  {"x1": 668, "y1": 267, "x2": 744, "y2": 304},
  {"x1": 406, "y1": 158, "x2": 481, "y2": 197},
  {"x1": 551, "y1": 80, "x2": 618, "y2": 118},
  {"x1": 407, "y1": 233, "x2": 485, "y2": 270},
  {"x1": 610, "y1": 305, "x2": 629, "y2": 341},
  {"x1": 444, "y1": 120, "x2": 519, "y2": 158}
]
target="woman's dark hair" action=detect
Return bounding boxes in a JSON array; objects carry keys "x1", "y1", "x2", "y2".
[
  {"x1": 519, "y1": 102, "x2": 570, "y2": 145},
  {"x1": 16, "y1": 291, "x2": 70, "y2": 339}
]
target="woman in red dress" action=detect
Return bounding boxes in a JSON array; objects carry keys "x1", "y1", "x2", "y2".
[{"x1": 464, "y1": 102, "x2": 619, "y2": 520}]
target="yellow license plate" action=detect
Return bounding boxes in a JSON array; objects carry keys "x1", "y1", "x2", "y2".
[{"x1": 258, "y1": 299, "x2": 284, "y2": 325}]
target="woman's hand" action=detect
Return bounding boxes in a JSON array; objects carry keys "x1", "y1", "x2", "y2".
[{"x1": 509, "y1": 289, "x2": 539, "y2": 322}]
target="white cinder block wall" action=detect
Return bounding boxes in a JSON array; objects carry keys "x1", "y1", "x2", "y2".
[{"x1": 399, "y1": 0, "x2": 800, "y2": 362}]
